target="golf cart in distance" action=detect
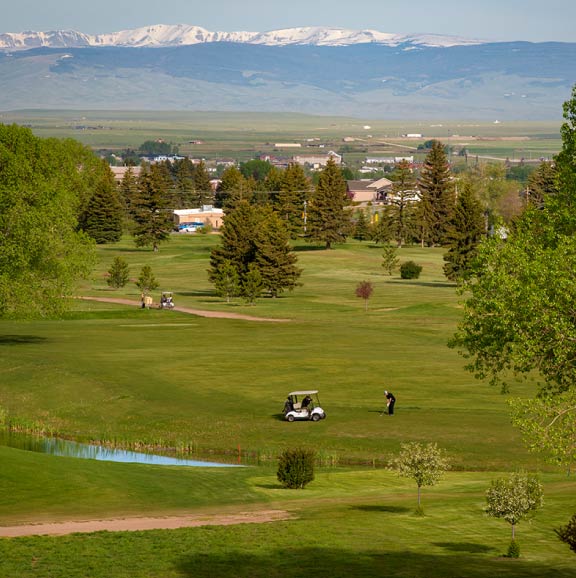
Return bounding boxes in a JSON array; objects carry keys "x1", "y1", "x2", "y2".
[
  {"x1": 283, "y1": 390, "x2": 326, "y2": 422},
  {"x1": 159, "y1": 292, "x2": 175, "y2": 309}
]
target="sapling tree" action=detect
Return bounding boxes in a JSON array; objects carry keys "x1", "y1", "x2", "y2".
[
  {"x1": 355, "y1": 281, "x2": 374, "y2": 312},
  {"x1": 135, "y1": 265, "x2": 159, "y2": 296},
  {"x1": 107, "y1": 257, "x2": 130, "y2": 289},
  {"x1": 212, "y1": 260, "x2": 240, "y2": 303},
  {"x1": 381, "y1": 244, "x2": 400, "y2": 275},
  {"x1": 392, "y1": 442, "x2": 450, "y2": 514},
  {"x1": 485, "y1": 471, "x2": 543, "y2": 557}
]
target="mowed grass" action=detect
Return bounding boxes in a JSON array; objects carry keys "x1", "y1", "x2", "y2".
[
  {"x1": 1, "y1": 236, "x2": 536, "y2": 469},
  {"x1": 0, "y1": 458, "x2": 574, "y2": 577},
  {"x1": 1, "y1": 235, "x2": 574, "y2": 577}
]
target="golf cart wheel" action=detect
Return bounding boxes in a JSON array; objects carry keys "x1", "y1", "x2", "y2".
[
  {"x1": 287, "y1": 415, "x2": 295, "y2": 422},
  {"x1": 311, "y1": 413, "x2": 321, "y2": 422}
]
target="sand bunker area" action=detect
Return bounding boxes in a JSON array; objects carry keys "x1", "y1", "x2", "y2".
[{"x1": 0, "y1": 509, "x2": 294, "y2": 538}]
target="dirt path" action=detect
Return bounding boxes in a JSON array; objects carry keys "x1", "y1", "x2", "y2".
[
  {"x1": 0, "y1": 509, "x2": 293, "y2": 538},
  {"x1": 78, "y1": 296, "x2": 290, "y2": 323}
]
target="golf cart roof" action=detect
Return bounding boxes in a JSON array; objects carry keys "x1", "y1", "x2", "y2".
[{"x1": 288, "y1": 390, "x2": 319, "y2": 396}]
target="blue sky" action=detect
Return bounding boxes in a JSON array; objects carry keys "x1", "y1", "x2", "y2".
[{"x1": 3, "y1": 0, "x2": 576, "y2": 42}]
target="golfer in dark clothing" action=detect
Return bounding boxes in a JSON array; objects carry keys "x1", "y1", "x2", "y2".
[{"x1": 384, "y1": 390, "x2": 396, "y2": 415}]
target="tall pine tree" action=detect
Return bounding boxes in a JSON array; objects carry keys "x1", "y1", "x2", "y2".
[
  {"x1": 307, "y1": 158, "x2": 351, "y2": 249},
  {"x1": 254, "y1": 208, "x2": 302, "y2": 297},
  {"x1": 133, "y1": 165, "x2": 173, "y2": 251},
  {"x1": 443, "y1": 182, "x2": 486, "y2": 282},
  {"x1": 79, "y1": 164, "x2": 123, "y2": 244},
  {"x1": 278, "y1": 163, "x2": 310, "y2": 238},
  {"x1": 417, "y1": 141, "x2": 455, "y2": 246},
  {"x1": 389, "y1": 160, "x2": 417, "y2": 247}
]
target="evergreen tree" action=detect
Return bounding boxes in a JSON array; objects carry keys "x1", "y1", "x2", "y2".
[
  {"x1": 133, "y1": 165, "x2": 173, "y2": 251},
  {"x1": 353, "y1": 210, "x2": 370, "y2": 241},
  {"x1": 443, "y1": 182, "x2": 486, "y2": 282},
  {"x1": 135, "y1": 265, "x2": 159, "y2": 295},
  {"x1": 242, "y1": 265, "x2": 264, "y2": 305},
  {"x1": 278, "y1": 163, "x2": 310, "y2": 238},
  {"x1": 254, "y1": 209, "x2": 302, "y2": 297},
  {"x1": 370, "y1": 212, "x2": 392, "y2": 245},
  {"x1": 209, "y1": 201, "x2": 260, "y2": 285},
  {"x1": 119, "y1": 166, "x2": 140, "y2": 228},
  {"x1": 307, "y1": 158, "x2": 351, "y2": 249},
  {"x1": 107, "y1": 257, "x2": 130, "y2": 289},
  {"x1": 389, "y1": 160, "x2": 417, "y2": 247},
  {"x1": 209, "y1": 201, "x2": 301, "y2": 299},
  {"x1": 263, "y1": 165, "x2": 284, "y2": 206},
  {"x1": 173, "y1": 158, "x2": 196, "y2": 208},
  {"x1": 193, "y1": 160, "x2": 215, "y2": 206},
  {"x1": 215, "y1": 165, "x2": 252, "y2": 209},
  {"x1": 526, "y1": 161, "x2": 558, "y2": 208},
  {"x1": 417, "y1": 140, "x2": 455, "y2": 246},
  {"x1": 78, "y1": 165, "x2": 123, "y2": 244},
  {"x1": 381, "y1": 244, "x2": 400, "y2": 275},
  {"x1": 212, "y1": 260, "x2": 240, "y2": 303}
]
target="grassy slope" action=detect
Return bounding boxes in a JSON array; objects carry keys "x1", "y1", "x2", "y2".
[
  {"x1": 0, "y1": 236, "x2": 536, "y2": 468},
  {"x1": 1, "y1": 235, "x2": 574, "y2": 576}
]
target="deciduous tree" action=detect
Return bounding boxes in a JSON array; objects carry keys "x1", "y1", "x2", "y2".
[
  {"x1": 0, "y1": 124, "x2": 96, "y2": 318},
  {"x1": 450, "y1": 86, "x2": 576, "y2": 396},
  {"x1": 392, "y1": 442, "x2": 450, "y2": 513},
  {"x1": 485, "y1": 472, "x2": 543, "y2": 555}
]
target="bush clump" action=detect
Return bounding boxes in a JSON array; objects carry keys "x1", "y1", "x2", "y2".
[
  {"x1": 277, "y1": 448, "x2": 315, "y2": 489},
  {"x1": 507, "y1": 540, "x2": 520, "y2": 558},
  {"x1": 400, "y1": 261, "x2": 423, "y2": 279}
]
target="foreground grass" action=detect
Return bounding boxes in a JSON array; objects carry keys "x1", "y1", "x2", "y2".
[{"x1": 0, "y1": 453, "x2": 573, "y2": 577}]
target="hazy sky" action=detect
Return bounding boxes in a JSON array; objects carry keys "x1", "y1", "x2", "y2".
[{"x1": 3, "y1": 0, "x2": 576, "y2": 42}]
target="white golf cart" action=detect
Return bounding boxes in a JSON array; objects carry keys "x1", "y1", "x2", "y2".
[{"x1": 283, "y1": 390, "x2": 326, "y2": 422}]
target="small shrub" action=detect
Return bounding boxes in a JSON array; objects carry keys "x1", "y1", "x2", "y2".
[
  {"x1": 414, "y1": 505, "x2": 425, "y2": 517},
  {"x1": 277, "y1": 448, "x2": 315, "y2": 489},
  {"x1": 199, "y1": 222, "x2": 213, "y2": 235},
  {"x1": 507, "y1": 540, "x2": 520, "y2": 558},
  {"x1": 555, "y1": 513, "x2": 576, "y2": 554},
  {"x1": 400, "y1": 261, "x2": 423, "y2": 279}
]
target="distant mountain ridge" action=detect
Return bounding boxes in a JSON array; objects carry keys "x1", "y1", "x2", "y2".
[
  {"x1": 0, "y1": 26, "x2": 574, "y2": 120},
  {"x1": 0, "y1": 24, "x2": 485, "y2": 51}
]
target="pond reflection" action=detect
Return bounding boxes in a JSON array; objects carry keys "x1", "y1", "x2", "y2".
[{"x1": 0, "y1": 431, "x2": 240, "y2": 467}]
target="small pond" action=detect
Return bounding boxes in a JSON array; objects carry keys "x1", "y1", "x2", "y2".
[{"x1": 0, "y1": 431, "x2": 241, "y2": 467}]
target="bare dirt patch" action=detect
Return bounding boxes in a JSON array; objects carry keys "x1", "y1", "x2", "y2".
[
  {"x1": 0, "y1": 509, "x2": 293, "y2": 538},
  {"x1": 78, "y1": 296, "x2": 290, "y2": 323}
]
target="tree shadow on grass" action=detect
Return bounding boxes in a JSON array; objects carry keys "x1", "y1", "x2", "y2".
[
  {"x1": 177, "y1": 290, "x2": 215, "y2": 298},
  {"x1": 433, "y1": 542, "x2": 497, "y2": 554},
  {"x1": 0, "y1": 335, "x2": 47, "y2": 346},
  {"x1": 175, "y1": 547, "x2": 573, "y2": 578},
  {"x1": 293, "y1": 245, "x2": 328, "y2": 252},
  {"x1": 351, "y1": 505, "x2": 411, "y2": 514},
  {"x1": 388, "y1": 280, "x2": 456, "y2": 288}
]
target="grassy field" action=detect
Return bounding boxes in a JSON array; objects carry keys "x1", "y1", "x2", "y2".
[
  {"x1": 1, "y1": 234, "x2": 574, "y2": 576},
  {"x1": 0, "y1": 110, "x2": 563, "y2": 163}
]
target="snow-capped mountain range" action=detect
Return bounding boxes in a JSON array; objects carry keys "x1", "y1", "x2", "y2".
[{"x1": 0, "y1": 24, "x2": 484, "y2": 51}]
